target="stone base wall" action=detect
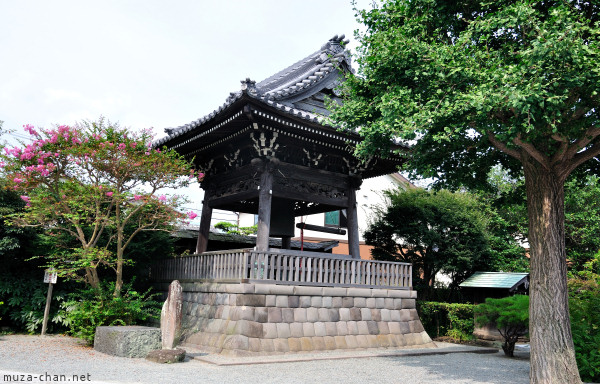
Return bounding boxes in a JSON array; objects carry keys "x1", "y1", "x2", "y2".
[{"x1": 155, "y1": 282, "x2": 432, "y2": 356}]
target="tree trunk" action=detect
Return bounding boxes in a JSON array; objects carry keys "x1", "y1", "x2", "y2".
[
  {"x1": 523, "y1": 159, "x2": 581, "y2": 384},
  {"x1": 85, "y1": 266, "x2": 100, "y2": 291}
]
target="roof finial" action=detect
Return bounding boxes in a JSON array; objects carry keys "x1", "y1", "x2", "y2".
[{"x1": 240, "y1": 78, "x2": 258, "y2": 96}]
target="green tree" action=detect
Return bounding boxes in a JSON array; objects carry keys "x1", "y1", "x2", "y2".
[
  {"x1": 332, "y1": 1, "x2": 599, "y2": 381},
  {"x1": 1, "y1": 119, "x2": 201, "y2": 297},
  {"x1": 365, "y1": 188, "x2": 520, "y2": 298},
  {"x1": 564, "y1": 175, "x2": 600, "y2": 271},
  {"x1": 475, "y1": 295, "x2": 529, "y2": 357}
]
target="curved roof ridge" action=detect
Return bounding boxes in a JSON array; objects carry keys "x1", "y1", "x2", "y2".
[{"x1": 256, "y1": 34, "x2": 350, "y2": 95}]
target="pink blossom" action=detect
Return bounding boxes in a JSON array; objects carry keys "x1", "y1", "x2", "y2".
[
  {"x1": 134, "y1": 195, "x2": 142, "y2": 201},
  {"x1": 187, "y1": 211, "x2": 198, "y2": 220},
  {"x1": 13, "y1": 178, "x2": 23, "y2": 183},
  {"x1": 130, "y1": 143, "x2": 136, "y2": 148},
  {"x1": 158, "y1": 195, "x2": 166, "y2": 202},
  {"x1": 118, "y1": 143, "x2": 126, "y2": 150},
  {"x1": 106, "y1": 192, "x2": 113, "y2": 197},
  {"x1": 0, "y1": 161, "x2": 5, "y2": 167},
  {"x1": 20, "y1": 195, "x2": 30, "y2": 203},
  {"x1": 23, "y1": 124, "x2": 38, "y2": 136}
]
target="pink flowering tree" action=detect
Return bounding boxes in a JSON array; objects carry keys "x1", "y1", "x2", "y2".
[{"x1": 1, "y1": 118, "x2": 202, "y2": 297}]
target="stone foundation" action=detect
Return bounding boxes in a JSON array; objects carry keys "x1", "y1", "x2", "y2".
[{"x1": 155, "y1": 282, "x2": 432, "y2": 356}]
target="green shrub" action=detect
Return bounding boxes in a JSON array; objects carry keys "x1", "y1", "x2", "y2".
[
  {"x1": 418, "y1": 302, "x2": 475, "y2": 341},
  {"x1": 0, "y1": 273, "x2": 69, "y2": 333},
  {"x1": 59, "y1": 280, "x2": 161, "y2": 344},
  {"x1": 569, "y1": 275, "x2": 600, "y2": 382},
  {"x1": 214, "y1": 221, "x2": 258, "y2": 236},
  {"x1": 474, "y1": 295, "x2": 529, "y2": 357}
]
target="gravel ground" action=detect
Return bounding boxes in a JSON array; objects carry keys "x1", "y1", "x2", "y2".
[{"x1": 0, "y1": 335, "x2": 530, "y2": 384}]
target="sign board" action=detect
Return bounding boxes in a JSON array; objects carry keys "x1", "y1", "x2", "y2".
[{"x1": 43, "y1": 269, "x2": 57, "y2": 284}]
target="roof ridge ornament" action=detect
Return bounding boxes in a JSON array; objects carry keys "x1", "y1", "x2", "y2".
[{"x1": 241, "y1": 78, "x2": 258, "y2": 96}]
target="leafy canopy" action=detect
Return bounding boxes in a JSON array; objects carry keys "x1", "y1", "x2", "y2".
[
  {"x1": 365, "y1": 188, "x2": 525, "y2": 297},
  {"x1": 0, "y1": 119, "x2": 202, "y2": 295},
  {"x1": 332, "y1": 0, "x2": 600, "y2": 187}
]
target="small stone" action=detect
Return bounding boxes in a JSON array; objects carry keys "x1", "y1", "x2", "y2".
[{"x1": 146, "y1": 348, "x2": 186, "y2": 364}]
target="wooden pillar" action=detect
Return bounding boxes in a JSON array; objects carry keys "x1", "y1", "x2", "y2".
[
  {"x1": 256, "y1": 166, "x2": 273, "y2": 251},
  {"x1": 347, "y1": 183, "x2": 361, "y2": 259},
  {"x1": 196, "y1": 192, "x2": 213, "y2": 254},
  {"x1": 281, "y1": 237, "x2": 291, "y2": 250}
]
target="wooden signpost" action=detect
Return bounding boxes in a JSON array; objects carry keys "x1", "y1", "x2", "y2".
[{"x1": 41, "y1": 268, "x2": 57, "y2": 336}]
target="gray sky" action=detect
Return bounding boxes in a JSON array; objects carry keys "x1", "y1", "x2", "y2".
[
  {"x1": 0, "y1": 0, "x2": 372, "y2": 220},
  {"x1": 0, "y1": 0, "x2": 369, "y2": 141}
]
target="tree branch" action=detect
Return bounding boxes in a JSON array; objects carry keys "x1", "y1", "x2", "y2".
[
  {"x1": 563, "y1": 126, "x2": 600, "y2": 160},
  {"x1": 512, "y1": 134, "x2": 550, "y2": 170},
  {"x1": 487, "y1": 132, "x2": 521, "y2": 160},
  {"x1": 563, "y1": 142, "x2": 600, "y2": 179}
]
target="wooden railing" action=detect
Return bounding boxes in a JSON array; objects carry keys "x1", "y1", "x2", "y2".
[{"x1": 151, "y1": 249, "x2": 412, "y2": 290}]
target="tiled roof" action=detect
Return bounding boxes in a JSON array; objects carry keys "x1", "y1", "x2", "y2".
[
  {"x1": 459, "y1": 272, "x2": 529, "y2": 289},
  {"x1": 156, "y1": 35, "x2": 351, "y2": 147}
]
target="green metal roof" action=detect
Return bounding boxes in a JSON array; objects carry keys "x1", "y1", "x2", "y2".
[{"x1": 459, "y1": 272, "x2": 529, "y2": 289}]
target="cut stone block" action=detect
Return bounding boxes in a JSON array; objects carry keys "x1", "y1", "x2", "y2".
[
  {"x1": 306, "y1": 307, "x2": 319, "y2": 322},
  {"x1": 276, "y1": 323, "x2": 291, "y2": 338},
  {"x1": 268, "y1": 307, "x2": 282, "y2": 323},
  {"x1": 299, "y1": 296, "x2": 311, "y2": 308},
  {"x1": 314, "y1": 322, "x2": 326, "y2": 337},
  {"x1": 290, "y1": 322, "x2": 304, "y2": 338},
  {"x1": 310, "y1": 296, "x2": 322, "y2": 307},
  {"x1": 288, "y1": 337, "x2": 302, "y2": 352},
  {"x1": 282, "y1": 308, "x2": 295, "y2": 323},
  {"x1": 275, "y1": 295, "x2": 288, "y2": 308},
  {"x1": 302, "y1": 322, "x2": 315, "y2": 337},
  {"x1": 402, "y1": 299, "x2": 416, "y2": 309},
  {"x1": 325, "y1": 322, "x2": 338, "y2": 336},
  {"x1": 94, "y1": 326, "x2": 161, "y2": 358},
  {"x1": 146, "y1": 348, "x2": 186, "y2": 364},
  {"x1": 288, "y1": 296, "x2": 300, "y2": 308},
  {"x1": 293, "y1": 308, "x2": 307, "y2": 322},
  {"x1": 263, "y1": 323, "x2": 278, "y2": 339},
  {"x1": 300, "y1": 337, "x2": 314, "y2": 351},
  {"x1": 312, "y1": 336, "x2": 326, "y2": 350}
]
